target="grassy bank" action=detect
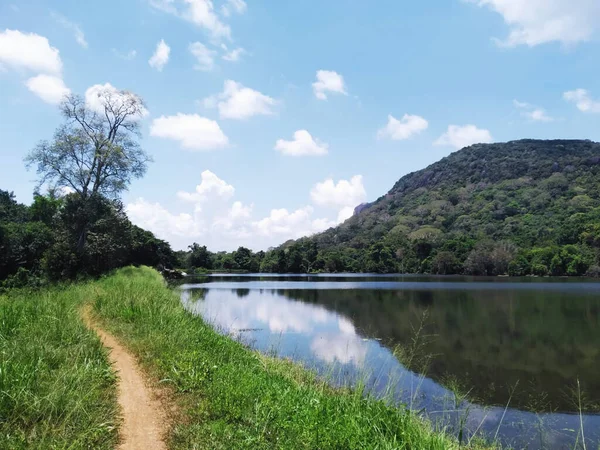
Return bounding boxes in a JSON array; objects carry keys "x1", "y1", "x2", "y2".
[
  {"x1": 91, "y1": 266, "x2": 485, "y2": 449},
  {"x1": 1, "y1": 267, "x2": 488, "y2": 449},
  {"x1": 0, "y1": 284, "x2": 118, "y2": 449}
]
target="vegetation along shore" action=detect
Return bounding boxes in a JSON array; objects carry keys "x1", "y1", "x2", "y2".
[{"x1": 1, "y1": 266, "x2": 493, "y2": 449}]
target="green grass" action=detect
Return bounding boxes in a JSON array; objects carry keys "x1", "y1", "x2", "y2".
[
  {"x1": 1, "y1": 267, "x2": 493, "y2": 449},
  {"x1": 0, "y1": 284, "x2": 118, "y2": 449},
  {"x1": 90, "y1": 266, "x2": 488, "y2": 449}
]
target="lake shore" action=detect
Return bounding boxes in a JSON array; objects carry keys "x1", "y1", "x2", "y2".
[{"x1": 1, "y1": 266, "x2": 492, "y2": 449}]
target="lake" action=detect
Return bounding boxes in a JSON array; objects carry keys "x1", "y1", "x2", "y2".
[{"x1": 180, "y1": 274, "x2": 600, "y2": 449}]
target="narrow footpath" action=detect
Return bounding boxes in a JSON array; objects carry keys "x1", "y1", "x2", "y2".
[{"x1": 82, "y1": 306, "x2": 167, "y2": 450}]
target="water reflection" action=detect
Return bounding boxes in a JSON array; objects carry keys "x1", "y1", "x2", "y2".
[{"x1": 180, "y1": 276, "x2": 600, "y2": 449}]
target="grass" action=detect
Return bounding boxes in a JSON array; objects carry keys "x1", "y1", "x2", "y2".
[
  {"x1": 0, "y1": 284, "x2": 118, "y2": 449},
  {"x1": 0, "y1": 266, "x2": 493, "y2": 449},
  {"x1": 91, "y1": 266, "x2": 488, "y2": 449}
]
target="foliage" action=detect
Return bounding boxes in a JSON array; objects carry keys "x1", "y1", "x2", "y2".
[
  {"x1": 0, "y1": 190, "x2": 176, "y2": 286},
  {"x1": 25, "y1": 91, "x2": 150, "y2": 199},
  {"x1": 261, "y1": 140, "x2": 600, "y2": 275}
]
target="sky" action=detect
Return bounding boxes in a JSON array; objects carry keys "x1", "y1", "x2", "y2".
[{"x1": 1, "y1": 0, "x2": 600, "y2": 251}]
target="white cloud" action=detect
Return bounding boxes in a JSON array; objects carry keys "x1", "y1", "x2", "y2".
[
  {"x1": 176, "y1": 170, "x2": 235, "y2": 203},
  {"x1": 112, "y1": 49, "x2": 137, "y2": 60},
  {"x1": 513, "y1": 99, "x2": 554, "y2": 122},
  {"x1": 126, "y1": 172, "x2": 338, "y2": 251},
  {"x1": 203, "y1": 80, "x2": 277, "y2": 119},
  {"x1": 434, "y1": 124, "x2": 493, "y2": 149},
  {"x1": 252, "y1": 206, "x2": 334, "y2": 238},
  {"x1": 189, "y1": 42, "x2": 216, "y2": 71},
  {"x1": 337, "y1": 206, "x2": 355, "y2": 224},
  {"x1": 25, "y1": 74, "x2": 70, "y2": 104},
  {"x1": 150, "y1": 0, "x2": 231, "y2": 40},
  {"x1": 312, "y1": 70, "x2": 347, "y2": 100},
  {"x1": 149, "y1": 39, "x2": 170, "y2": 71},
  {"x1": 213, "y1": 201, "x2": 253, "y2": 230},
  {"x1": 563, "y1": 89, "x2": 600, "y2": 113},
  {"x1": 467, "y1": 0, "x2": 600, "y2": 47},
  {"x1": 377, "y1": 114, "x2": 429, "y2": 140},
  {"x1": 310, "y1": 175, "x2": 367, "y2": 210},
  {"x1": 126, "y1": 198, "x2": 202, "y2": 238},
  {"x1": 222, "y1": 46, "x2": 245, "y2": 62},
  {"x1": 85, "y1": 83, "x2": 148, "y2": 117},
  {"x1": 221, "y1": 0, "x2": 247, "y2": 17},
  {"x1": 0, "y1": 29, "x2": 62, "y2": 74},
  {"x1": 275, "y1": 130, "x2": 328, "y2": 156},
  {"x1": 150, "y1": 113, "x2": 229, "y2": 150},
  {"x1": 51, "y1": 12, "x2": 88, "y2": 49}
]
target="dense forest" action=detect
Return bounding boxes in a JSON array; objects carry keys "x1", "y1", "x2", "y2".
[
  {"x1": 182, "y1": 140, "x2": 600, "y2": 276},
  {"x1": 0, "y1": 190, "x2": 176, "y2": 289}
]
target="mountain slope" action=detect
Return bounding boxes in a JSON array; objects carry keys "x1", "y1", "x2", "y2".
[{"x1": 266, "y1": 140, "x2": 600, "y2": 275}]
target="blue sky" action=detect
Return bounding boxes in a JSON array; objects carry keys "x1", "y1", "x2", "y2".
[{"x1": 1, "y1": 0, "x2": 600, "y2": 250}]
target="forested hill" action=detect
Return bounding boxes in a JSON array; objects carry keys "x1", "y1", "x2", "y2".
[{"x1": 260, "y1": 139, "x2": 600, "y2": 275}]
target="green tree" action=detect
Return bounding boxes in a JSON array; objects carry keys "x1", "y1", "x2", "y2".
[{"x1": 25, "y1": 89, "x2": 151, "y2": 252}]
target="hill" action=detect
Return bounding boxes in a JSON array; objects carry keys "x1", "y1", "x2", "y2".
[{"x1": 261, "y1": 139, "x2": 600, "y2": 275}]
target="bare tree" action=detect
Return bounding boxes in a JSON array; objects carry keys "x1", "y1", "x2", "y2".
[
  {"x1": 25, "y1": 86, "x2": 152, "y2": 251},
  {"x1": 26, "y1": 87, "x2": 151, "y2": 199}
]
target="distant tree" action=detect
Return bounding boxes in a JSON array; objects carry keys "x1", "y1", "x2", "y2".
[
  {"x1": 188, "y1": 243, "x2": 213, "y2": 270},
  {"x1": 431, "y1": 251, "x2": 460, "y2": 275},
  {"x1": 233, "y1": 247, "x2": 253, "y2": 271}
]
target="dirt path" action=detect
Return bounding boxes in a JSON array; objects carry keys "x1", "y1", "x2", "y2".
[{"x1": 82, "y1": 306, "x2": 167, "y2": 450}]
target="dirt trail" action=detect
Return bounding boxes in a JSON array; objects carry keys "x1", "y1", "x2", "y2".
[{"x1": 82, "y1": 306, "x2": 167, "y2": 450}]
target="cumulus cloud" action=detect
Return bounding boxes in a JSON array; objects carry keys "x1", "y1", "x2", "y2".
[
  {"x1": 312, "y1": 70, "x2": 347, "y2": 100},
  {"x1": 126, "y1": 198, "x2": 202, "y2": 238},
  {"x1": 126, "y1": 171, "x2": 341, "y2": 251},
  {"x1": 434, "y1": 124, "x2": 493, "y2": 149},
  {"x1": 51, "y1": 12, "x2": 88, "y2": 48},
  {"x1": 221, "y1": 0, "x2": 247, "y2": 17},
  {"x1": 189, "y1": 41, "x2": 216, "y2": 71},
  {"x1": 150, "y1": 113, "x2": 229, "y2": 150},
  {"x1": 203, "y1": 80, "x2": 277, "y2": 119},
  {"x1": 310, "y1": 175, "x2": 367, "y2": 210},
  {"x1": 252, "y1": 206, "x2": 335, "y2": 238},
  {"x1": 563, "y1": 89, "x2": 600, "y2": 113},
  {"x1": 513, "y1": 99, "x2": 554, "y2": 122},
  {"x1": 149, "y1": 39, "x2": 170, "y2": 71},
  {"x1": 85, "y1": 83, "x2": 148, "y2": 117},
  {"x1": 150, "y1": 0, "x2": 231, "y2": 40},
  {"x1": 337, "y1": 206, "x2": 355, "y2": 223},
  {"x1": 176, "y1": 170, "x2": 235, "y2": 204},
  {"x1": 25, "y1": 74, "x2": 70, "y2": 104},
  {"x1": 377, "y1": 114, "x2": 429, "y2": 140},
  {"x1": 0, "y1": 29, "x2": 62, "y2": 74},
  {"x1": 213, "y1": 201, "x2": 253, "y2": 231},
  {"x1": 275, "y1": 130, "x2": 328, "y2": 156},
  {"x1": 467, "y1": 0, "x2": 600, "y2": 47}
]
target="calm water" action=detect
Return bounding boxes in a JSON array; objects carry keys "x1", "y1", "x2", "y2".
[{"x1": 180, "y1": 274, "x2": 600, "y2": 449}]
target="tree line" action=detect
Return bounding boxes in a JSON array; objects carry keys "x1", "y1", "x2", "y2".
[{"x1": 180, "y1": 236, "x2": 599, "y2": 277}]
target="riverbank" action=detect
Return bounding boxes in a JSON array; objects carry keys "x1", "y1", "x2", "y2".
[{"x1": 1, "y1": 267, "x2": 491, "y2": 449}]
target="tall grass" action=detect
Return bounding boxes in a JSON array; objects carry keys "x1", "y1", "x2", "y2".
[
  {"x1": 0, "y1": 284, "x2": 118, "y2": 449},
  {"x1": 91, "y1": 266, "x2": 489, "y2": 449}
]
